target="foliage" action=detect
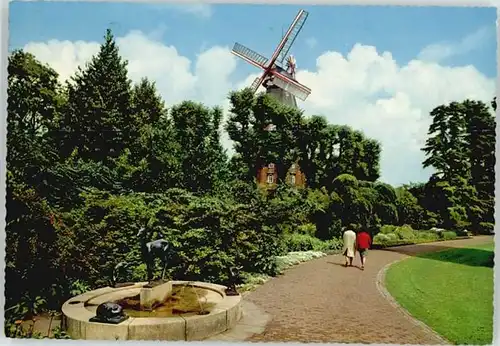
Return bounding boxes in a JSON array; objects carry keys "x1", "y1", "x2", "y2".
[
  {"x1": 373, "y1": 224, "x2": 459, "y2": 247},
  {"x1": 284, "y1": 233, "x2": 326, "y2": 252},
  {"x1": 5, "y1": 28, "x2": 495, "y2": 336},
  {"x1": 56, "y1": 29, "x2": 134, "y2": 161},
  {"x1": 170, "y1": 101, "x2": 229, "y2": 195},
  {"x1": 421, "y1": 100, "x2": 495, "y2": 234},
  {"x1": 5, "y1": 173, "x2": 72, "y2": 311},
  {"x1": 238, "y1": 272, "x2": 272, "y2": 292},
  {"x1": 226, "y1": 91, "x2": 382, "y2": 185},
  {"x1": 283, "y1": 233, "x2": 343, "y2": 253},
  {"x1": 5, "y1": 321, "x2": 44, "y2": 339},
  {"x1": 52, "y1": 326, "x2": 72, "y2": 339}
]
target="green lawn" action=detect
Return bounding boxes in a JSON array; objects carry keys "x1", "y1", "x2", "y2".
[{"x1": 385, "y1": 242, "x2": 494, "y2": 345}]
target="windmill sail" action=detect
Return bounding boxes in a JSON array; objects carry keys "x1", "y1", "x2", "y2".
[
  {"x1": 231, "y1": 42, "x2": 269, "y2": 68},
  {"x1": 277, "y1": 10, "x2": 308, "y2": 64},
  {"x1": 270, "y1": 72, "x2": 311, "y2": 101},
  {"x1": 250, "y1": 76, "x2": 264, "y2": 92}
]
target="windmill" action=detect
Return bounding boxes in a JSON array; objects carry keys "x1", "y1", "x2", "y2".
[
  {"x1": 231, "y1": 9, "x2": 311, "y2": 108},
  {"x1": 230, "y1": 9, "x2": 310, "y2": 188}
]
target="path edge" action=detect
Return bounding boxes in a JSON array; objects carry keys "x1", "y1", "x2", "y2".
[
  {"x1": 204, "y1": 299, "x2": 271, "y2": 341},
  {"x1": 375, "y1": 258, "x2": 451, "y2": 345}
]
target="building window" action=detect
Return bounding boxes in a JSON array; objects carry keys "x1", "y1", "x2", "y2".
[
  {"x1": 268, "y1": 163, "x2": 275, "y2": 169},
  {"x1": 290, "y1": 175, "x2": 296, "y2": 185},
  {"x1": 267, "y1": 174, "x2": 274, "y2": 184}
]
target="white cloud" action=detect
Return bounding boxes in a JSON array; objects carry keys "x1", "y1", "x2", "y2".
[
  {"x1": 296, "y1": 43, "x2": 493, "y2": 184},
  {"x1": 305, "y1": 37, "x2": 318, "y2": 49},
  {"x1": 23, "y1": 31, "x2": 495, "y2": 186},
  {"x1": 418, "y1": 26, "x2": 492, "y2": 63},
  {"x1": 23, "y1": 39, "x2": 100, "y2": 82}
]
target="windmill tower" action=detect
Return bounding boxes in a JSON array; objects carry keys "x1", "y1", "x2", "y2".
[
  {"x1": 264, "y1": 55, "x2": 300, "y2": 108},
  {"x1": 231, "y1": 9, "x2": 311, "y2": 189}
]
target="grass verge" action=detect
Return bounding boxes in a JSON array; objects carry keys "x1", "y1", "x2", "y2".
[{"x1": 385, "y1": 242, "x2": 494, "y2": 345}]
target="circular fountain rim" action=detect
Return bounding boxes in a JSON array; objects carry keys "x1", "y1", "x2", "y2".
[
  {"x1": 83, "y1": 281, "x2": 224, "y2": 313},
  {"x1": 61, "y1": 280, "x2": 243, "y2": 341}
]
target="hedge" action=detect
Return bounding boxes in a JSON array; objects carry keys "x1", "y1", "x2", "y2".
[{"x1": 372, "y1": 225, "x2": 470, "y2": 248}]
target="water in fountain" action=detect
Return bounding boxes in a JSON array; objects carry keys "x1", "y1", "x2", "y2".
[{"x1": 114, "y1": 284, "x2": 215, "y2": 317}]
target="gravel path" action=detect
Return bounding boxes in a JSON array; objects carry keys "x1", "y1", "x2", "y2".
[{"x1": 244, "y1": 236, "x2": 494, "y2": 344}]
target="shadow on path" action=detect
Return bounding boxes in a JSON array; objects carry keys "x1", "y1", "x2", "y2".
[{"x1": 326, "y1": 261, "x2": 364, "y2": 270}]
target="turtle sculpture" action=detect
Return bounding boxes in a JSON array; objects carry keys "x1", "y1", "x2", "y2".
[{"x1": 89, "y1": 302, "x2": 129, "y2": 324}]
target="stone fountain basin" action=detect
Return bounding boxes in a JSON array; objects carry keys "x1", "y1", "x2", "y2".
[{"x1": 62, "y1": 280, "x2": 242, "y2": 341}]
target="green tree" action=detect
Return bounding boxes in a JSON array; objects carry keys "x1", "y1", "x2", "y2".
[
  {"x1": 422, "y1": 100, "x2": 495, "y2": 233},
  {"x1": 171, "y1": 101, "x2": 229, "y2": 194},
  {"x1": 226, "y1": 90, "x2": 381, "y2": 188},
  {"x1": 130, "y1": 78, "x2": 166, "y2": 126},
  {"x1": 57, "y1": 29, "x2": 134, "y2": 161},
  {"x1": 372, "y1": 182, "x2": 398, "y2": 225},
  {"x1": 310, "y1": 124, "x2": 381, "y2": 187},
  {"x1": 225, "y1": 89, "x2": 259, "y2": 182},
  {"x1": 463, "y1": 100, "x2": 495, "y2": 232},
  {"x1": 226, "y1": 90, "x2": 303, "y2": 184},
  {"x1": 115, "y1": 78, "x2": 183, "y2": 192},
  {"x1": 395, "y1": 187, "x2": 424, "y2": 228},
  {"x1": 330, "y1": 174, "x2": 374, "y2": 230},
  {"x1": 7, "y1": 50, "x2": 62, "y2": 184},
  {"x1": 422, "y1": 102, "x2": 469, "y2": 182},
  {"x1": 296, "y1": 115, "x2": 328, "y2": 187}
]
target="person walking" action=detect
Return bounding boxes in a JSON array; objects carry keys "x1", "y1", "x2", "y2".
[
  {"x1": 342, "y1": 226, "x2": 356, "y2": 267},
  {"x1": 356, "y1": 229, "x2": 372, "y2": 270}
]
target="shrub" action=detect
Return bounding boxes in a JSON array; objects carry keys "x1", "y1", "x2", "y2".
[
  {"x1": 374, "y1": 224, "x2": 458, "y2": 248},
  {"x1": 238, "y1": 272, "x2": 271, "y2": 292},
  {"x1": 394, "y1": 225, "x2": 415, "y2": 240},
  {"x1": 296, "y1": 223, "x2": 317, "y2": 237},
  {"x1": 416, "y1": 231, "x2": 439, "y2": 241},
  {"x1": 54, "y1": 188, "x2": 289, "y2": 293},
  {"x1": 430, "y1": 227, "x2": 445, "y2": 235},
  {"x1": 386, "y1": 233, "x2": 398, "y2": 241},
  {"x1": 323, "y1": 219, "x2": 342, "y2": 239},
  {"x1": 373, "y1": 233, "x2": 389, "y2": 244},
  {"x1": 479, "y1": 222, "x2": 494, "y2": 235},
  {"x1": 322, "y1": 237, "x2": 344, "y2": 252},
  {"x1": 455, "y1": 229, "x2": 469, "y2": 237},
  {"x1": 284, "y1": 233, "x2": 343, "y2": 253},
  {"x1": 373, "y1": 233, "x2": 403, "y2": 246},
  {"x1": 441, "y1": 231, "x2": 457, "y2": 240},
  {"x1": 380, "y1": 224, "x2": 397, "y2": 234},
  {"x1": 5, "y1": 177, "x2": 71, "y2": 311},
  {"x1": 284, "y1": 233, "x2": 325, "y2": 252}
]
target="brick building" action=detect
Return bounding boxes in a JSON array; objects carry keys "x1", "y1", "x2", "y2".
[{"x1": 257, "y1": 162, "x2": 306, "y2": 189}]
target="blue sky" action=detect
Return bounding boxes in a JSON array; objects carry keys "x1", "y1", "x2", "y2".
[
  {"x1": 8, "y1": 2, "x2": 497, "y2": 185},
  {"x1": 10, "y1": 3, "x2": 496, "y2": 77}
]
